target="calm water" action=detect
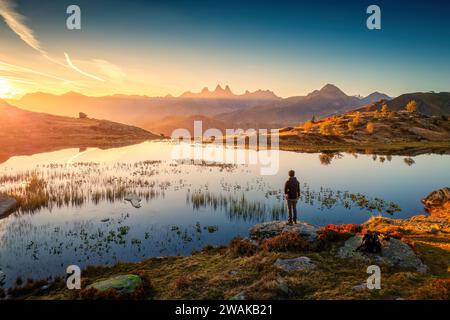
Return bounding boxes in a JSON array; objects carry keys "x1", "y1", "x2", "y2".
[{"x1": 0, "y1": 141, "x2": 449, "y2": 287}]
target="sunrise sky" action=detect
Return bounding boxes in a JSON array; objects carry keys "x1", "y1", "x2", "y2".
[{"x1": 0, "y1": 0, "x2": 449, "y2": 99}]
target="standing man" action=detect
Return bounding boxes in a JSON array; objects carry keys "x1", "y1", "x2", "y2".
[{"x1": 284, "y1": 170, "x2": 300, "y2": 225}]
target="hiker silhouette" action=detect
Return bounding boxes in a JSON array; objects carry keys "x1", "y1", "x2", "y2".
[{"x1": 284, "y1": 170, "x2": 300, "y2": 224}]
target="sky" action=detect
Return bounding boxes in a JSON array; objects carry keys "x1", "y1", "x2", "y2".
[{"x1": 0, "y1": 0, "x2": 449, "y2": 99}]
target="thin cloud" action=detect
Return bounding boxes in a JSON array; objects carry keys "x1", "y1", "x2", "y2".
[
  {"x1": 0, "y1": 0, "x2": 45, "y2": 55},
  {"x1": 64, "y1": 53, "x2": 105, "y2": 82},
  {"x1": 0, "y1": 60, "x2": 72, "y2": 82},
  {"x1": 0, "y1": 0, "x2": 104, "y2": 82}
]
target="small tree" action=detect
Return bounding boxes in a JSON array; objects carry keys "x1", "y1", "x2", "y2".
[
  {"x1": 381, "y1": 104, "x2": 389, "y2": 116},
  {"x1": 366, "y1": 121, "x2": 375, "y2": 134},
  {"x1": 320, "y1": 121, "x2": 334, "y2": 135},
  {"x1": 303, "y1": 120, "x2": 313, "y2": 132},
  {"x1": 311, "y1": 115, "x2": 317, "y2": 123},
  {"x1": 406, "y1": 100, "x2": 417, "y2": 113}
]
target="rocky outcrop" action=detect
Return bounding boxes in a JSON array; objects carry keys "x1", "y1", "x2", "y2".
[
  {"x1": 274, "y1": 256, "x2": 316, "y2": 272},
  {"x1": 87, "y1": 274, "x2": 142, "y2": 294},
  {"x1": 0, "y1": 195, "x2": 16, "y2": 218},
  {"x1": 249, "y1": 221, "x2": 319, "y2": 241},
  {"x1": 337, "y1": 236, "x2": 427, "y2": 273},
  {"x1": 421, "y1": 187, "x2": 450, "y2": 211}
]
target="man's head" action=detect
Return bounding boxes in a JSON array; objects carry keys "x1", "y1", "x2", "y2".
[{"x1": 288, "y1": 170, "x2": 295, "y2": 177}]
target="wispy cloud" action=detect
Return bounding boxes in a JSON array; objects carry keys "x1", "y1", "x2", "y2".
[
  {"x1": 0, "y1": 0, "x2": 106, "y2": 82},
  {"x1": 64, "y1": 53, "x2": 105, "y2": 82},
  {"x1": 0, "y1": 60, "x2": 72, "y2": 83},
  {"x1": 0, "y1": 0, "x2": 45, "y2": 55}
]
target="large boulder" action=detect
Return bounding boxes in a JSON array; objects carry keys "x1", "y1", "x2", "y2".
[
  {"x1": 87, "y1": 274, "x2": 143, "y2": 294},
  {"x1": 421, "y1": 187, "x2": 450, "y2": 210},
  {"x1": 249, "y1": 221, "x2": 319, "y2": 241},
  {"x1": 337, "y1": 236, "x2": 427, "y2": 273},
  {"x1": 274, "y1": 256, "x2": 316, "y2": 272},
  {"x1": 0, "y1": 195, "x2": 17, "y2": 218}
]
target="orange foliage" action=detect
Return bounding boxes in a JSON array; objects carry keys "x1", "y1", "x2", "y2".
[
  {"x1": 262, "y1": 232, "x2": 310, "y2": 252},
  {"x1": 317, "y1": 224, "x2": 363, "y2": 242}
]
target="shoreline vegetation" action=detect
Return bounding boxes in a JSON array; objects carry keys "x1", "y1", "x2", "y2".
[
  {"x1": 3, "y1": 188, "x2": 449, "y2": 300},
  {"x1": 203, "y1": 110, "x2": 450, "y2": 156}
]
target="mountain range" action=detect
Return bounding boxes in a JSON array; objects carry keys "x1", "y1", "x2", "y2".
[{"x1": 7, "y1": 84, "x2": 396, "y2": 135}]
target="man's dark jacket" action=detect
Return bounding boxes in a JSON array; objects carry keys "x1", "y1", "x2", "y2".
[{"x1": 284, "y1": 177, "x2": 300, "y2": 200}]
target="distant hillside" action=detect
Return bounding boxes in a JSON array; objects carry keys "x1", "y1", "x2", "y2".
[
  {"x1": 143, "y1": 115, "x2": 229, "y2": 136},
  {"x1": 358, "y1": 92, "x2": 450, "y2": 116},
  {"x1": 218, "y1": 84, "x2": 387, "y2": 128},
  {"x1": 0, "y1": 99, "x2": 159, "y2": 163},
  {"x1": 275, "y1": 109, "x2": 450, "y2": 155}
]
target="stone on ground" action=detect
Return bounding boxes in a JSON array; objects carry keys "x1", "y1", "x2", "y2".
[
  {"x1": 421, "y1": 187, "x2": 450, "y2": 209},
  {"x1": 249, "y1": 220, "x2": 319, "y2": 241},
  {"x1": 337, "y1": 236, "x2": 427, "y2": 273},
  {"x1": 87, "y1": 274, "x2": 142, "y2": 294},
  {"x1": 274, "y1": 256, "x2": 316, "y2": 272}
]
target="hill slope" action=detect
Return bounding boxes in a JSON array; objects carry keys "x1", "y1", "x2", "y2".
[
  {"x1": 276, "y1": 109, "x2": 450, "y2": 155},
  {"x1": 0, "y1": 99, "x2": 159, "y2": 163},
  {"x1": 218, "y1": 84, "x2": 385, "y2": 128},
  {"x1": 358, "y1": 92, "x2": 450, "y2": 116}
]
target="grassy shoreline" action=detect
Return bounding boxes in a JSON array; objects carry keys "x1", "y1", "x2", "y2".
[
  {"x1": 5, "y1": 194, "x2": 449, "y2": 300},
  {"x1": 278, "y1": 140, "x2": 450, "y2": 156}
]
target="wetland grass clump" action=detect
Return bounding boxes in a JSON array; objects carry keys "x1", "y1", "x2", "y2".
[{"x1": 0, "y1": 161, "x2": 175, "y2": 213}]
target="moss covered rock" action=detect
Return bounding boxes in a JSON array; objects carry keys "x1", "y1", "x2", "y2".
[
  {"x1": 337, "y1": 236, "x2": 427, "y2": 273},
  {"x1": 87, "y1": 274, "x2": 143, "y2": 294}
]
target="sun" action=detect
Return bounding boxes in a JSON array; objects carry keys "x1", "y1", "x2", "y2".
[{"x1": 0, "y1": 78, "x2": 22, "y2": 99}]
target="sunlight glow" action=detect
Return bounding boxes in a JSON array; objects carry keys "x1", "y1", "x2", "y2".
[{"x1": 0, "y1": 78, "x2": 22, "y2": 99}]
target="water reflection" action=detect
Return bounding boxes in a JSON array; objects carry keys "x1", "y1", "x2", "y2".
[{"x1": 0, "y1": 141, "x2": 449, "y2": 288}]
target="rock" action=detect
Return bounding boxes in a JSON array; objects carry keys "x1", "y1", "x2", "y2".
[
  {"x1": 40, "y1": 285, "x2": 50, "y2": 292},
  {"x1": 228, "y1": 271, "x2": 238, "y2": 277},
  {"x1": 274, "y1": 256, "x2": 316, "y2": 272},
  {"x1": 230, "y1": 292, "x2": 246, "y2": 300},
  {"x1": 352, "y1": 283, "x2": 367, "y2": 291},
  {"x1": 249, "y1": 221, "x2": 319, "y2": 241},
  {"x1": 422, "y1": 187, "x2": 450, "y2": 209},
  {"x1": 124, "y1": 193, "x2": 142, "y2": 208},
  {"x1": 337, "y1": 236, "x2": 427, "y2": 273},
  {"x1": 0, "y1": 195, "x2": 17, "y2": 218},
  {"x1": 87, "y1": 274, "x2": 142, "y2": 294},
  {"x1": 275, "y1": 277, "x2": 289, "y2": 294}
]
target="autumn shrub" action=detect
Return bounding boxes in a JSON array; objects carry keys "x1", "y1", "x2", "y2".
[
  {"x1": 413, "y1": 279, "x2": 450, "y2": 300},
  {"x1": 366, "y1": 121, "x2": 375, "y2": 134},
  {"x1": 174, "y1": 276, "x2": 193, "y2": 290},
  {"x1": 319, "y1": 121, "x2": 334, "y2": 135},
  {"x1": 7, "y1": 279, "x2": 50, "y2": 299},
  {"x1": 228, "y1": 237, "x2": 258, "y2": 258},
  {"x1": 406, "y1": 100, "x2": 417, "y2": 113},
  {"x1": 303, "y1": 120, "x2": 313, "y2": 132},
  {"x1": 317, "y1": 224, "x2": 362, "y2": 243},
  {"x1": 262, "y1": 232, "x2": 310, "y2": 252}
]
